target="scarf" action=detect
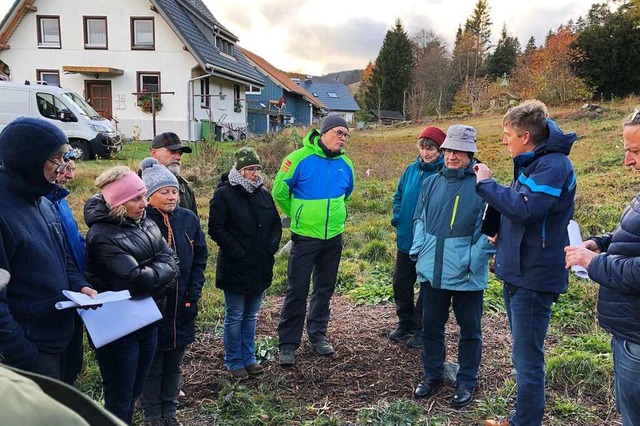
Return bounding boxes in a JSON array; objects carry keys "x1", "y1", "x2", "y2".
[{"x1": 228, "y1": 166, "x2": 263, "y2": 193}]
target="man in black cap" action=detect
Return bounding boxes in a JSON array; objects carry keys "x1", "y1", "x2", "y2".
[{"x1": 150, "y1": 132, "x2": 198, "y2": 216}]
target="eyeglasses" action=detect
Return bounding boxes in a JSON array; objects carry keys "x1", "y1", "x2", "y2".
[
  {"x1": 47, "y1": 158, "x2": 74, "y2": 174},
  {"x1": 631, "y1": 109, "x2": 640, "y2": 124},
  {"x1": 332, "y1": 129, "x2": 351, "y2": 140},
  {"x1": 244, "y1": 166, "x2": 262, "y2": 173}
]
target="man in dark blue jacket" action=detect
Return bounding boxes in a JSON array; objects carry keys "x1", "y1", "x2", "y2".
[
  {"x1": 474, "y1": 100, "x2": 577, "y2": 426},
  {"x1": 565, "y1": 109, "x2": 640, "y2": 426},
  {"x1": 0, "y1": 117, "x2": 96, "y2": 380}
]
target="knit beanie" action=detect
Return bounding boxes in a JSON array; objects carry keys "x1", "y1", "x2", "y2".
[
  {"x1": 101, "y1": 171, "x2": 147, "y2": 207},
  {"x1": 418, "y1": 126, "x2": 446, "y2": 146},
  {"x1": 140, "y1": 157, "x2": 179, "y2": 198},
  {"x1": 0, "y1": 117, "x2": 68, "y2": 191},
  {"x1": 234, "y1": 147, "x2": 261, "y2": 171},
  {"x1": 320, "y1": 113, "x2": 349, "y2": 134}
]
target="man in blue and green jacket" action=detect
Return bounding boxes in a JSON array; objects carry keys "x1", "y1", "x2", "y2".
[
  {"x1": 475, "y1": 100, "x2": 577, "y2": 426},
  {"x1": 273, "y1": 113, "x2": 355, "y2": 366},
  {"x1": 410, "y1": 124, "x2": 495, "y2": 408}
]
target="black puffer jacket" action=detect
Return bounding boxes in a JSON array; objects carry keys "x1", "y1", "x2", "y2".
[
  {"x1": 588, "y1": 192, "x2": 640, "y2": 345},
  {"x1": 208, "y1": 175, "x2": 282, "y2": 295},
  {"x1": 84, "y1": 194, "x2": 178, "y2": 300}
]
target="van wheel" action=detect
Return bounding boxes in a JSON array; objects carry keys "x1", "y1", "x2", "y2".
[{"x1": 69, "y1": 141, "x2": 91, "y2": 161}]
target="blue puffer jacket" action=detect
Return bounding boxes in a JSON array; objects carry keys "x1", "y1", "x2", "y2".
[
  {"x1": 588, "y1": 193, "x2": 640, "y2": 345},
  {"x1": 392, "y1": 155, "x2": 443, "y2": 253},
  {"x1": 146, "y1": 206, "x2": 208, "y2": 350},
  {"x1": 410, "y1": 161, "x2": 496, "y2": 291},
  {"x1": 476, "y1": 118, "x2": 577, "y2": 294},
  {"x1": 45, "y1": 187, "x2": 86, "y2": 273}
]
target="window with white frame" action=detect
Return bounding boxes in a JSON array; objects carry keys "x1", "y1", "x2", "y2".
[
  {"x1": 327, "y1": 92, "x2": 339, "y2": 98},
  {"x1": 200, "y1": 78, "x2": 210, "y2": 109},
  {"x1": 245, "y1": 84, "x2": 261, "y2": 95},
  {"x1": 37, "y1": 70, "x2": 60, "y2": 86},
  {"x1": 84, "y1": 17, "x2": 107, "y2": 49},
  {"x1": 137, "y1": 72, "x2": 160, "y2": 93},
  {"x1": 37, "y1": 16, "x2": 61, "y2": 48},
  {"x1": 131, "y1": 18, "x2": 154, "y2": 49}
]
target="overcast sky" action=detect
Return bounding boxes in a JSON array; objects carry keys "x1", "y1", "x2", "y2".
[{"x1": 0, "y1": 0, "x2": 596, "y2": 75}]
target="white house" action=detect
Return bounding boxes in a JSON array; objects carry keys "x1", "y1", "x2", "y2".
[{"x1": 0, "y1": 0, "x2": 264, "y2": 141}]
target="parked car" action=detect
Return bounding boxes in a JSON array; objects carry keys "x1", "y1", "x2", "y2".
[{"x1": 0, "y1": 81, "x2": 122, "y2": 160}]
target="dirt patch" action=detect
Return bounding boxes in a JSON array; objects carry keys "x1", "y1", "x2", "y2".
[{"x1": 178, "y1": 295, "x2": 524, "y2": 425}]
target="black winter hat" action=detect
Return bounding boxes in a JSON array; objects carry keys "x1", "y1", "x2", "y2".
[
  {"x1": 320, "y1": 113, "x2": 349, "y2": 134},
  {"x1": 0, "y1": 116, "x2": 68, "y2": 190}
]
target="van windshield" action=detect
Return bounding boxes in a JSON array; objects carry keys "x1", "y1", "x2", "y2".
[{"x1": 62, "y1": 92, "x2": 103, "y2": 120}]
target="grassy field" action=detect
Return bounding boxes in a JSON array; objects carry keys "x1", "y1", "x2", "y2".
[{"x1": 66, "y1": 99, "x2": 640, "y2": 425}]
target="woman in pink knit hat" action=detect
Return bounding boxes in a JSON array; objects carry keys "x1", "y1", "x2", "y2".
[
  {"x1": 84, "y1": 166, "x2": 179, "y2": 424},
  {"x1": 389, "y1": 126, "x2": 446, "y2": 348}
]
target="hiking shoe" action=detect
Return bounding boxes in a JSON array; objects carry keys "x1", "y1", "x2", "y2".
[
  {"x1": 164, "y1": 416, "x2": 183, "y2": 426},
  {"x1": 388, "y1": 327, "x2": 412, "y2": 342},
  {"x1": 245, "y1": 363, "x2": 264, "y2": 375},
  {"x1": 308, "y1": 340, "x2": 335, "y2": 355},
  {"x1": 229, "y1": 367, "x2": 248, "y2": 379},
  {"x1": 279, "y1": 348, "x2": 295, "y2": 366},
  {"x1": 406, "y1": 334, "x2": 422, "y2": 348}
]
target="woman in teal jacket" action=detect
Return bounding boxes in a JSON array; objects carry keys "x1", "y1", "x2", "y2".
[
  {"x1": 410, "y1": 125, "x2": 495, "y2": 408},
  {"x1": 389, "y1": 126, "x2": 446, "y2": 348}
]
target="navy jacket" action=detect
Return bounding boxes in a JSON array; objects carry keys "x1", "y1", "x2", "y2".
[
  {"x1": 392, "y1": 155, "x2": 443, "y2": 253},
  {"x1": 588, "y1": 193, "x2": 640, "y2": 344},
  {"x1": 0, "y1": 117, "x2": 90, "y2": 369},
  {"x1": 146, "y1": 206, "x2": 208, "y2": 350},
  {"x1": 208, "y1": 175, "x2": 282, "y2": 295},
  {"x1": 476, "y1": 119, "x2": 577, "y2": 294}
]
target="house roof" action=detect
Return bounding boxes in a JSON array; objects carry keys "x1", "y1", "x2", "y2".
[
  {"x1": 0, "y1": 0, "x2": 35, "y2": 46},
  {"x1": 152, "y1": 0, "x2": 263, "y2": 86},
  {"x1": 240, "y1": 48, "x2": 326, "y2": 110},
  {"x1": 371, "y1": 110, "x2": 406, "y2": 120},
  {"x1": 297, "y1": 79, "x2": 360, "y2": 112}
]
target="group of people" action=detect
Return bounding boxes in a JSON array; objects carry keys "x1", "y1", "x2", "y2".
[
  {"x1": 1, "y1": 101, "x2": 639, "y2": 426},
  {"x1": 389, "y1": 99, "x2": 640, "y2": 426}
]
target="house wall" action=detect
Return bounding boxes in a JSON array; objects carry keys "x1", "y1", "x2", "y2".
[{"x1": 0, "y1": 0, "x2": 244, "y2": 140}]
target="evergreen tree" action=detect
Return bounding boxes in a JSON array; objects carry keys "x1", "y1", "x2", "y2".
[
  {"x1": 486, "y1": 24, "x2": 520, "y2": 79},
  {"x1": 365, "y1": 19, "x2": 414, "y2": 113},
  {"x1": 575, "y1": 2, "x2": 640, "y2": 99}
]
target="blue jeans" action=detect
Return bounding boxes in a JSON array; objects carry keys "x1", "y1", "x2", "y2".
[
  {"x1": 223, "y1": 290, "x2": 263, "y2": 371},
  {"x1": 141, "y1": 345, "x2": 187, "y2": 421},
  {"x1": 504, "y1": 284, "x2": 556, "y2": 426},
  {"x1": 612, "y1": 336, "x2": 640, "y2": 426},
  {"x1": 421, "y1": 282, "x2": 483, "y2": 387},
  {"x1": 96, "y1": 326, "x2": 158, "y2": 424}
]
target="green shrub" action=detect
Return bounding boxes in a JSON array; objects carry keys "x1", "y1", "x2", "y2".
[
  {"x1": 361, "y1": 240, "x2": 393, "y2": 263},
  {"x1": 546, "y1": 349, "x2": 614, "y2": 399}
]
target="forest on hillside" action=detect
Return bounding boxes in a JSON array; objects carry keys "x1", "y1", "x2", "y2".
[{"x1": 354, "y1": 0, "x2": 640, "y2": 120}]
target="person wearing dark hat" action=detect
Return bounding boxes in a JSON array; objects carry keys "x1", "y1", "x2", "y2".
[
  {"x1": 84, "y1": 166, "x2": 179, "y2": 424},
  {"x1": 411, "y1": 124, "x2": 495, "y2": 408},
  {"x1": 0, "y1": 117, "x2": 96, "y2": 380},
  {"x1": 150, "y1": 132, "x2": 198, "y2": 216},
  {"x1": 389, "y1": 125, "x2": 446, "y2": 349},
  {"x1": 139, "y1": 158, "x2": 208, "y2": 426},
  {"x1": 273, "y1": 113, "x2": 355, "y2": 366},
  {"x1": 208, "y1": 147, "x2": 282, "y2": 378},
  {"x1": 475, "y1": 100, "x2": 577, "y2": 426}
]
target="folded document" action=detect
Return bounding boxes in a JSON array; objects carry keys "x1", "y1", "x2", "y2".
[{"x1": 55, "y1": 289, "x2": 131, "y2": 310}]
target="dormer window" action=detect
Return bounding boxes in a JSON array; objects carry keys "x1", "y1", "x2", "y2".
[
  {"x1": 216, "y1": 37, "x2": 234, "y2": 56},
  {"x1": 37, "y1": 16, "x2": 61, "y2": 48}
]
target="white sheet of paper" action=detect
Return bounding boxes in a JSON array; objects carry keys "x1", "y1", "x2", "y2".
[
  {"x1": 55, "y1": 290, "x2": 131, "y2": 310},
  {"x1": 567, "y1": 220, "x2": 590, "y2": 279},
  {"x1": 78, "y1": 297, "x2": 162, "y2": 348}
]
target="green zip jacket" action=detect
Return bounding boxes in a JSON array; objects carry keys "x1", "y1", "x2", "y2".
[{"x1": 273, "y1": 129, "x2": 355, "y2": 240}]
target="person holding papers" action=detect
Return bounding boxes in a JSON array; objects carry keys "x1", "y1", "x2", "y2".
[
  {"x1": 84, "y1": 166, "x2": 179, "y2": 424},
  {"x1": 139, "y1": 158, "x2": 208, "y2": 426}
]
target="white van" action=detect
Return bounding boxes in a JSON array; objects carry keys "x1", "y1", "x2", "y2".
[{"x1": 0, "y1": 81, "x2": 122, "y2": 160}]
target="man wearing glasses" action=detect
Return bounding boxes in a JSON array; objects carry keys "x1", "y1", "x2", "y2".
[
  {"x1": 0, "y1": 117, "x2": 96, "y2": 380},
  {"x1": 565, "y1": 109, "x2": 640, "y2": 426},
  {"x1": 273, "y1": 113, "x2": 355, "y2": 366}
]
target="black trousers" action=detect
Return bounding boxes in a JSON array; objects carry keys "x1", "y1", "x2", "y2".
[
  {"x1": 278, "y1": 233, "x2": 343, "y2": 349},
  {"x1": 392, "y1": 250, "x2": 422, "y2": 332}
]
